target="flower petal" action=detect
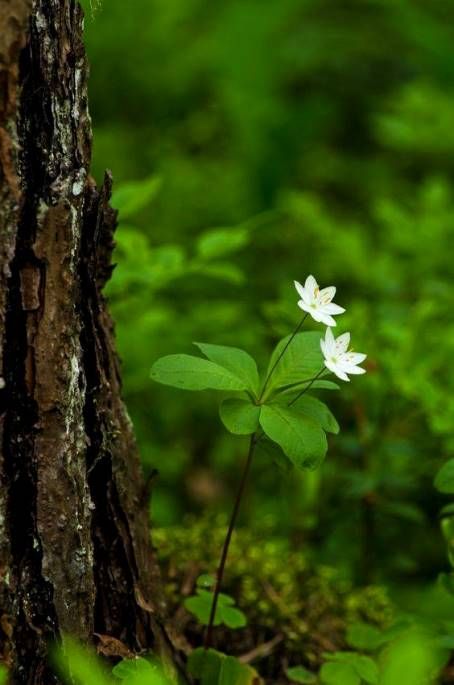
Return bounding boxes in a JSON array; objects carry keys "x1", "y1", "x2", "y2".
[
  {"x1": 323, "y1": 327, "x2": 336, "y2": 356},
  {"x1": 318, "y1": 286, "x2": 336, "y2": 304},
  {"x1": 325, "y1": 359, "x2": 350, "y2": 382},
  {"x1": 345, "y1": 352, "x2": 367, "y2": 365},
  {"x1": 335, "y1": 332, "x2": 350, "y2": 353},
  {"x1": 297, "y1": 300, "x2": 311, "y2": 315},
  {"x1": 318, "y1": 312, "x2": 337, "y2": 327},
  {"x1": 323, "y1": 303, "x2": 345, "y2": 315},
  {"x1": 294, "y1": 280, "x2": 306, "y2": 300},
  {"x1": 340, "y1": 363, "x2": 366, "y2": 375},
  {"x1": 304, "y1": 275, "x2": 318, "y2": 298}
]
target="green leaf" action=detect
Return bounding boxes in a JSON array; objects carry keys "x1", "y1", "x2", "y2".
[
  {"x1": 434, "y1": 460, "x2": 454, "y2": 493},
  {"x1": 112, "y1": 175, "x2": 161, "y2": 219},
  {"x1": 260, "y1": 438, "x2": 294, "y2": 472},
  {"x1": 320, "y1": 662, "x2": 360, "y2": 685},
  {"x1": 276, "y1": 379, "x2": 340, "y2": 397},
  {"x1": 263, "y1": 332, "x2": 324, "y2": 398},
  {"x1": 324, "y1": 653, "x2": 379, "y2": 685},
  {"x1": 379, "y1": 631, "x2": 443, "y2": 685},
  {"x1": 0, "y1": 667, "x2": 7, "y2": 685},
  {"x1": 260, "y1": 405, "x2": 328, "y2": 470},
  {"x1": 193, "y1": 262, "x2": 245, "y2": 284},
  {"x1": 194, "y1": 342, "x2": 260, "y2": 395},
  {"x1": 346, "y1": 622, "x2": 386, "y2": 651},
  {"x1": 286, "y1": 665, "x2": 317, "y2": 683},
  {"x1": 184, "y1": 589, "x2": 247, "y2": 629},
  {"x1": 185, "y1": 591, "x2": 220, "y2": 626},
  {"x1": 289, "y1": 395, "x2": 339, "y2": 434},
  {"x1": 188, "y1": 648, "x2": 261, "y2": 685},
  {"x1": 197, "y1": 574, "x2": 216, "y2": 589},
  {"x1": 221, "y1": 606, "x2": 248, "y2": 629},
  {"x1": 196, "y1": 227, "x2": 249, "y2": 259},
  {"x1": 350, "y1": 655, "x2": 379, "y2": 684},
  {"x1": 438, "y1": 572, "x2": 454, "y2": 595},
  {"x1": 53, "y1": 638, "x2": 112, "y2": 685},
  {"x1": 220, "y1": 399, "x2": 261, "y2": 435},
  {"x1": 112, "y1": 657, "x2": 171, "y2": 684},
  {"x1": 151, "y1": 355, "x2": 247, "y2": 392}
]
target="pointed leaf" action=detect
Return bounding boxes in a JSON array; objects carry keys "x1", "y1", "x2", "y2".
[
  {"x1": 351, "y1": 655, "x2": 379, "y2": 684},
  {"x1": 435, "y1": 460, "x2": 454, "y2": 494},
  {"x1": 151, "y1": 355, "x2": 247, "y2": 392},
  {"x1": 112, "y1": 175, "x2": 161, "y2": 219},
  {"x1": 221, "y1": 606, "x2": 248, "y2": 629},
  {"x1": 320, "y1": 662, "x2": 360, "y2": 685},
  {"x1": 264, "y1": 332, "x2": 324, "y2": 398},
  {"x1": 112, "y1": 657, "x2": 171, "y2": 684},
  {"x1": 196, "y1": 227, "x2": 249, "y2": 259},
  {"x1": 195, "y1": 342, "x2": 260, "y2": 394},
  {"x1": 346, "y1": 622, "x2": 387, "y2": 651},
  {"x1": 276, "y1": 379, "x2": 340, "y2": 396},
  {"x1": 220, "y1": 399, "x2": 260, "y2": 435},
  {"x1": 184, "y1": 590, "x2": 220, "y2": 626},
  {"x1": 290, "y1": 395, "x2": 339, "y2": 434},
  {"x1": 286, "y1": 665, "x2": 317, "y2": 683},
  {"x1": 53, "y1": 638, "x2": 112, "y2": 685},
  {"x1": 260, "y1": 405, "x2": 327, "y2": 470},
  {"x1": 188, "y1": 649, "x2": 262, "y2": 685}
]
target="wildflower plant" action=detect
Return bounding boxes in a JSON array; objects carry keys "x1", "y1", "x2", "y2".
[{"x1": 151, "y1": 276, "x2": 366, "y2": 648}]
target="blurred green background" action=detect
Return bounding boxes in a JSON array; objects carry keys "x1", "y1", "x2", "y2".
[{"x1": 81, "y1": 0, "x2": 454, "y2": 594}]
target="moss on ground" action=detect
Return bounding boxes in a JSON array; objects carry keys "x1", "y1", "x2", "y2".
[{"x1": 154, "y1": 516, "x2": 393, "y2": 678}]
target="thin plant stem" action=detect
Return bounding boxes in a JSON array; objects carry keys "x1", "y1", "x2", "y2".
[
  {"x1": 204, "y1": 433, "x2": 258, "y2": 649},
  {"x1": 287, "y1": 367, "x2": 326, "y2": 407},
  {"x1": 258, "y1": 313, "x2": 308, "y2": 402}
]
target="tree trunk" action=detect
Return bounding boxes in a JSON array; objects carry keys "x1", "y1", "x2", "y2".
[{"x1": 0, "y1": 1, "x2": 171, "y2": 682}]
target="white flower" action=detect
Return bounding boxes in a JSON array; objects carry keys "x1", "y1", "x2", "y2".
[
  {"x1": 320, "y1": 328, "x2": 367, "y2": 382},
  {"x1": 294, "y1": 275, "x2": 345, "y2": 327}
]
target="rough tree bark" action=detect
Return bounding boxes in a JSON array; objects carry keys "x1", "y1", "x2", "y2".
[{"x1": 0, "y1": 1, "x2": 173, "y2": 682}]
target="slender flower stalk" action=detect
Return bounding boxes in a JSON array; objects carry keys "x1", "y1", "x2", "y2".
[
  {"x1": 288, "y1": 367, "x2": 326, "y2": 407},
  {"x1": 204, "y1": 433, "x2": 258, "y2": 649}
]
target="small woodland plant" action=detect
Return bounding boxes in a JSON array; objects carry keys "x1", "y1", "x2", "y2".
[{"x1": 151, "y1": 275, "x2": 367, "y2": 649}]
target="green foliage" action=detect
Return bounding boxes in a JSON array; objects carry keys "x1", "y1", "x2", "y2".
[
  {"x1": 151, "y1": 327, "x2": 340, "y2": 474},
  {"x1": 219, "y1": 399, "x2": 261, "y2": 435},
  {"x1": 263, "y1": 332, "x2": 326, "y2": 400},
  {"x1": 286, "y1": 665, "x2": 317, "y2": 683},
  {"x1": 196, "y1": 227, "x2": 250, "y2": 260},
  {"x1": 0, "y1": 667, "x2": 7, "y2": 685},
  {"x1": 155, "y1": 518, "x2": 394, "y2": 666},
  {"x1": 112, "y1": 657, "x2": 170, "y2": 684},
  {"x1": 54, "y1": 639, "x2": 174, "y2": 685},
  {"x1": 184, "y1": 588, "x2": 247, "y2": 629},
  {"x1": 54, "y1": 639, "x2": 112, "y2": 685},
  {"x1": 434, "y1": 460, "x2": 454, "y2": 494},
  {"x1": 188, "y1": 648, "x2": 261, "y2": 685},
  {"x1": 378, "y1": 631, "x2": 443, "y2": 685},
  {"x1": 346, "y1": 623, "x2": 388, "y2": 652},
  {"x1": 194, "y1": 343, "x2": 260, "y2": 396},
  {"x1": 150, "y1": 354, "x2": 248, "y2": 392},
  {"x1": 320, "y1": 652, "x2": 378, "y2": 685},
  {"x1": 112, "y1": 176, "x2": 162, "y2": 219},
  {"x1": 291, "y1": 395, "x2": 339, "y2": 435},
  {"x1": 83, "y1": 0, "x2": 454, "y2": 679},
  {"x1": 259, "y1": 404, "x2": 328, "y2": 471}
]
